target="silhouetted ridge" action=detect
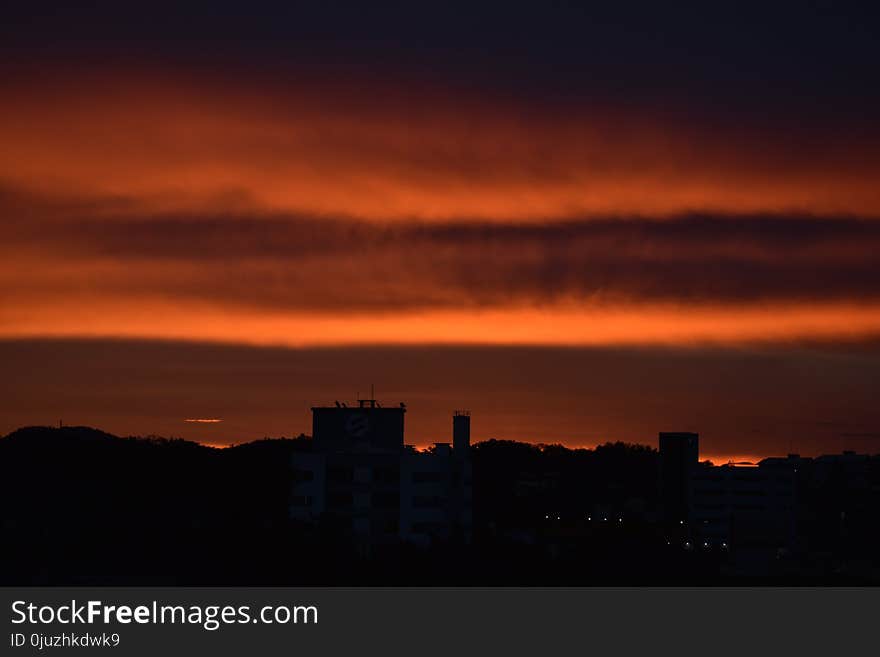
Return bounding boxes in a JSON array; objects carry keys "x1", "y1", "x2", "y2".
[{"x1": 3, "y1": 425, "x2": 121, "y2": 445}]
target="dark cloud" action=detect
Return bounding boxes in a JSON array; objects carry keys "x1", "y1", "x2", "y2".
[
  {"x1": 5, "y1": 194, "x2": 880, "y2": 312},
  {"x1": 2, "y1": 2, "x2": 879, "y2": 124}
]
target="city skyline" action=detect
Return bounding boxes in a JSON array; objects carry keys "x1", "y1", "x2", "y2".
[{"x1": 3, "y1": 339, "x2": 878, "y2": 462}]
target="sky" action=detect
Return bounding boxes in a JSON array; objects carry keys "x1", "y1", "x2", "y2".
[{"x1": 2, "y1": 2, "x2": 880, "y2": 459}]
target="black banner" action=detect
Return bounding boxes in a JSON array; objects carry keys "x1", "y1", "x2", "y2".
[{"x1": 2, "y1": 587, "x2": 876, "y2": 655}]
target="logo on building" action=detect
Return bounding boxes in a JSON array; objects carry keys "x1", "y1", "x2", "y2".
[{"x1": 345, "y1": 413, "x2": 369, "y2": 439}]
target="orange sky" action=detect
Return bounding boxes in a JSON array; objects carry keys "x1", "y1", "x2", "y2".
[
  {"x1": 3, "y1": 338, "x2": 878, "y2": 460},
  {"x1": 2, "y1": 73, "x2": 880, "y2": 222},
  {"x1": 4, "y1": 297, "x2": 880, "y2": 348},
  {"x1": 2, "y1": 71, "x2": 880, "y2": 347},
  {"x1": 2, "y1": 69, "x2": 880, "y2": 459}
]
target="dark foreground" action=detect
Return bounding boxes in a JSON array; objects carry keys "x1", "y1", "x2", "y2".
[{"x1": 1, "y1": 426, "x2": 878, "y2": 585}]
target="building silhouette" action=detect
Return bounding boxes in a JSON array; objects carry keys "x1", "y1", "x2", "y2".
[
  {"x1": 660, "y1": 431, "x2": 798, "y2": 571},
  {"x1": 2, "y1": 420, "x2": 880, "y2": 583},
  {"x1": 289, "y1": 400, "x2": 472, "y2": 549},
  {"x1": 690, "y1": 460, "x2": 797, "y2": 571},
  {"x1": 659, "y1": 431, "x2": 699, "y2": 526}
]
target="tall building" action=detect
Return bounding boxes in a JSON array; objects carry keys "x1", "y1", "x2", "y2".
[
  {"x1": 290, "y1": 400, "x2": 472, "y2": 549},
  {"x1": 659, "y1": 432, "x2": 699, "y2": 526},
  {"x1": 311, "y1": 398, "x2": 405, "y2": 453},
  {"x1": 453, "y1": 411, "x2": 470, "y2": 454}
]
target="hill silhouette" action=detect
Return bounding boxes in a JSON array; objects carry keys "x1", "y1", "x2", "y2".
[{"x1": 0, "y1": 426, "x2": 312, "y2": 584}]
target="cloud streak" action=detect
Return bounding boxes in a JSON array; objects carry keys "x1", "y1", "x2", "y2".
[
  {"x1": 3, "y1": 71, "x2": 880, "y2": 222},
  {"x1": 4, "y1": 204, "x2": 880, "y2": 313}
]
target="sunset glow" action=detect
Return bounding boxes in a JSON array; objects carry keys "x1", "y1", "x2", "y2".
[
  {"x1": 3, "y1": 3, "x2": 880, "y2": 458},
  {"x1": 3, "y1": 73, "x2": 880, "y2": 350},
  {"x1": 2, "y1": 74, "x2": 880, "y2": 222},
  {"x1": 5, "y1": 299, "x2": 880, "y2": 348}
]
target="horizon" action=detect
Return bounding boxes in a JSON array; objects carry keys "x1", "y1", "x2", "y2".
[
  {"x1": 3, "y1": 339, "x2": 878, "y2": 459},
  {"x1": 0, "y1": 400, "x2": 880, "y2": 466},
  {"x1": 3, "y1": 421, "x2": 855, "y2": 467}
]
